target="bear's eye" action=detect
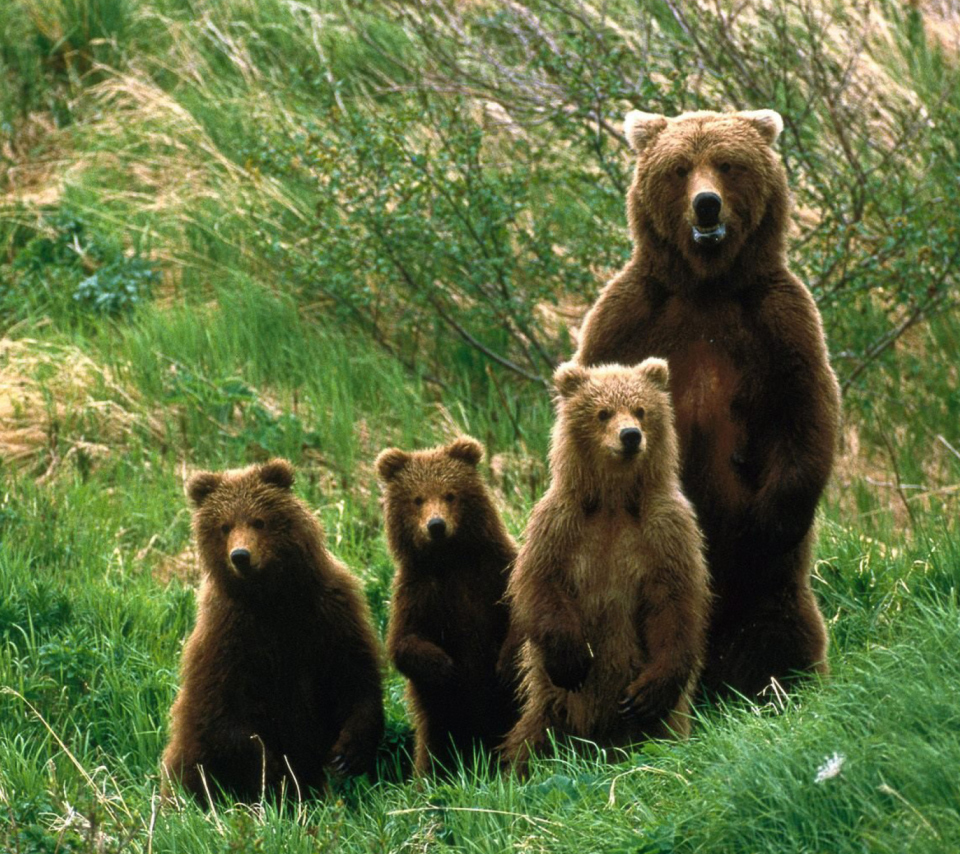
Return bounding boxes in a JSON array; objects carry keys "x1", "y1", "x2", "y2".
[
  {"x1": 598, "y1": 409, "x2": 613, "y2": 422},
  {"x1": 718, "y1": 162, "x2": 732, "y2": 173},
  {"x1": 675, "y1": 166, "x2": 689, "y2": 178},
  {"x1": 634, "y1": 407, "x2": 646, "y2": 420},
  {"x1": 444, "y1": 493, "x2": 455, "y2": 503},
  {"x1": 220, "y1": 523, "x2": 232, "y2": 535},
  {"x1": 251, "y1": 518, "x2": 265, "y2": 530},
  {"x1": 414, "y1": 497, "x2": 424, "y2": 507}
]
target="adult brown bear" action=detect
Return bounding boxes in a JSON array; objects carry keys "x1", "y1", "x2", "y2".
[{"x1": 576, "y1": 110, "x2": 841, "y2": 697}]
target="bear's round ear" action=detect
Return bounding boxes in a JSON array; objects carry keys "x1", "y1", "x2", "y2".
[
  {"x1": 376, "y1": 448, "x2": 410, "y2": 482},
  {"x1": 259, "y1": 458, "x2": 295, "y2": 490},
  {"x1": 447, "y1": 436, "x2": 483, "y2": 467},
  {"x1": 639, "y1": 357, "x2": 670, "y2": 391},
  {"x1": 741, "y1": 109, "x2": 783, "y2": 146},
  {"x1": 553, "y1": 361, "x2": 590, "y2": 399},
  {"x1": 186, "y1": 471, "x2": 222, "y2": 507},
  {"x1": 624, "y1": 110, "x2": 668, "y2": 153}
]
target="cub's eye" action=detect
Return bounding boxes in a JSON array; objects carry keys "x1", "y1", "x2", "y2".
[
  {"x1": 718, "y1": 162, "x2": 732, "y2": 174},
  {"x1": 598, "y1": 409, "x2": 613, "y2": 422},
  {"x1": 251, "y1": 519, "x2": 265, "y2": 530},
  {"x1": 444, "y1": 493, "x2": 455, "y2": 503},
  {"x1": 414, "y1": 497, "x2": 424, "y2": 507},
  {"x1": 675, "y1": 166, "x2": 689, "y2": 178},
  {"x1": 220, "y1": 523, "x2": 232, "y2": 535},
  {"x1": 634, "y1": 407, "x2": 646, "y2": 420}
]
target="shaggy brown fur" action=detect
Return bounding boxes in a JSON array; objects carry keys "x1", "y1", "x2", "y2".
[
  {"x1": 501, "y1": 360, "x2": 710, "y2": 772},
  {"x1": 161, "y1": 459, "x2": 384, "y2": 804},
  {"x1": 377, "y1": 437, "x2": 520, "y2": 775},
  {"x1": 575, "y1": 110, "x2": 842, "y2": 697}
]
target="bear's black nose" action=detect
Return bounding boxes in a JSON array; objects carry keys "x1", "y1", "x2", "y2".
[
  {"x1": 427, "y1": 517, "x2": 447, "y2": 540},
  {"x1": 620, "y1": 427, "x2": 642, "y2": 454},
  {"x1": 693, "y1": 191, "x2": 722, "y2": 227},
  {"x1": 230, "y1": 548, "x2": 251, "y2": 572}
]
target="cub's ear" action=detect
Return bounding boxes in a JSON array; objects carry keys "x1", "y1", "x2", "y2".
[
  {"x1": 376, "y1": 448, "x2": 410, "y2": 482},
  {"x1": 624, "y1": 110, "x2": 668, "y2": 153},
  {"x1": 741, "y1": 109, "x2": 783, "y2": 146},
  {"x1": 186, "y1": 471, "x2": 222, "y2": 507},
  {"x1": 447, "y1": 436, "x2": 483, "y2": 467},
  {"x1": 259, "y1": 458, "x2": 295, "y2": 489},
  {"x1": 553, "y1": 361, "x2": 590, "y2": 399},
  {"x1": 639, "y1": 357, "x2": 670, "y2": 391}
]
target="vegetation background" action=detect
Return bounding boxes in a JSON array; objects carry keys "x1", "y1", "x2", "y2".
[{"x1": 1, "y1": 0, "x2": 958, "y2": 851}]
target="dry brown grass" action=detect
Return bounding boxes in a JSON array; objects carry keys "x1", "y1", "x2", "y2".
[{"x1": 0, "y1": 337, "x2": 162, "y2": 474}]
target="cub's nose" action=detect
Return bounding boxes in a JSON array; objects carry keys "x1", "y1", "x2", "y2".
[
  {"x1": 426, "y1": 517, "x2": 447, "y2": 540},
  {"x1": 230, "y1": 548, "x2": 252, "y2": 572},
  {"x1": 693, "y1": 191, "x2": 722, "y2": 227},
  {"x1": 620, "y1": 427, "x2": 642, "y2": 454}
]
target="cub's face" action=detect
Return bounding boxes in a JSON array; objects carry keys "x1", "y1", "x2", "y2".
[
  {"x1": 554, "y1": 359, "x2": 673, "y2": 472},
  {"x1": 187, "y1": 459, "x2": 298, "y2": 581},
  {"x1": 376, "y1": 437, "x2": 484, "y2": 551},
  {"x1": 624, "y1": 109, "x2": 785, "y2": 278}
]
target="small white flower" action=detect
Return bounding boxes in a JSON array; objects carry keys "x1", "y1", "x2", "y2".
[{"x1": 814, "y1": 751, "x2": 846, "y2": 783}]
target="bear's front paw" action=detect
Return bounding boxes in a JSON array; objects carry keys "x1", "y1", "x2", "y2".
[
  {"x1": 618, "y1": 673, "x2": 682, "y2": 722},
  {"x1": 543, "y1": 636, "x2": 592, "y2": 692},
  {"x1": 328, "y1": 733, "x2": 371, "y2": 778}
]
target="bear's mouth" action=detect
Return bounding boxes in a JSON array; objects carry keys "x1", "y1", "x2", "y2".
[{"x1": 692, "y1": 222, "x2": 727, "y2": 246}]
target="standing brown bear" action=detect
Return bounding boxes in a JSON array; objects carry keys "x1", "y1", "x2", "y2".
[
  {"x1": 501, "y1": 359, "x2": 710, "y2": 771},
  {"x1": 161, "y1": 459, "x2": 384, "y2": 804},
  {"x1": 576, "y1": 109, "x2": 842, "y2": 697},
  {"x1": 376, "y1": 437, "x2": 520, "y2": 775}
]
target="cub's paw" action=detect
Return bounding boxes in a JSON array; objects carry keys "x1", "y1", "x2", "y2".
[
  {"x1": 618, "y1": 673, "x2": 683, "y2": 722},
  {"x1": 328, "y1": 732, "x2": 372, "y2": 778},
  {"x1": 543, "y1": 636, "x2": 592, "y2": 692}
]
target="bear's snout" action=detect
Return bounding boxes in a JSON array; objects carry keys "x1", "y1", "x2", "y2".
[
  {"x1": 426, "y1": 516, "x2": 447, "y2": 540},
  {"x1": 230, "y1": 547, "x2": 252, "y2": 574},
  {"x1": 693, "y1": 191, "x2": 722, "y2": 227},
  {"x1": 619, "y1": 426, "x2": 642, "y2": 455}
]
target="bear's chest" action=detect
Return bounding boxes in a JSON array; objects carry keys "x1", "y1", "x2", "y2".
[{"x1": 569, "y1": 513, "x2": 648, "y2": 626}]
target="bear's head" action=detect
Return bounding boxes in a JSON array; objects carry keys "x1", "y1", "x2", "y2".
[
  {"x1": 376, "y1": 436, "x2": 488, "y2": 554},
  {"x1": 187, "y1": 458, "x2": 315, "y2": 586},
  {"x1": 551, "y1": 358, "x2": 677, "y2": 486},
  {"x1": 623, "y1": 109, "x2": 788, "y2": 282}
]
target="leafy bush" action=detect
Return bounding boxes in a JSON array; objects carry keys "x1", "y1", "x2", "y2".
[{"x1": 0, "y1": 208, "x2": 157, "y2": 320}]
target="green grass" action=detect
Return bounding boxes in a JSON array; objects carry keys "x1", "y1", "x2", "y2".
[{"x1": 2, "y1": 0, "x2": 960, "y2": 850}]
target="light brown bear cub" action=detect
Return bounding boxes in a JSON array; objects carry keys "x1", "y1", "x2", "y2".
[
  {"x1": 575, "y1": 110, "x2": 841, "y2": 697},
  {"x1": 501, "y1": 360, "x2": 710, "y2": 770},
  {"x1": 377, "y1": 437, "x2": 520, "y2": 775},
  {"x1": 161, "y1": 459, "x2": 384, "y2": 804}
]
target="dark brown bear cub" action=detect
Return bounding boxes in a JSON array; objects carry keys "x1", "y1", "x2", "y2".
[
  {"x1": 501, "y1": 360, "x2": 710, "y2": 773},
  {"x1": 576, "y1": 110, "x2": 842, "y2": 696},
  {"x1": 161, "y1": 459, "x2": 384, "y2": 804},
  {"x1": 377, "y1": 437, "x2": 520, "y2": 775}
]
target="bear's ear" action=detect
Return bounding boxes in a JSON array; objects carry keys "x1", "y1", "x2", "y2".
[
  {"x1": 553, "y1": 361, "x2": 590, "y2": 399},
  {"x1": 186, "y1": 471, "x2": 222, "y2": 507},
  {"x1": 639, "y1": 357, "x2": 670, "y2": 391},
  {"x1": 624, "y1": 110, "x2": 668, "y2": 153},
  {"x1": 376, "y1": 448, "x2": 410, "y2": 482},
  {"x1": 447, "y1": 436, "x2": 483, "y2": 468},
  {"x1": 741, "y1": 109, "x2": 783, "y2": 146},
  {"x1": 259, "y1": 458, "x2": 295, "y2": 490}
]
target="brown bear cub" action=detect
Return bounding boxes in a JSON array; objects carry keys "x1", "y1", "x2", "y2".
[
  {"x1": 501, "y1": 359, "x2": 710, "y2": 771},
  {"x1": 576, "y1": 110, "x2": 842, "y2": 697},
  {"x1": 377, "y1": 437, "x2": 520, "y2": 775},
  {"x1": 161, "y1": 459, "x2": 384, "y2": 804}
]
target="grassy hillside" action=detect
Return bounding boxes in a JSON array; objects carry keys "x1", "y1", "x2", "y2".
[{"x1": 1, "y1": 0, "x2": 959, "y2": 851}]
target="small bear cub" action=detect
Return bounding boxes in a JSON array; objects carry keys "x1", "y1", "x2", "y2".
[
  {"x1": 377, "y1": 437, "x2": 520, "y2": 775},
  {"x1": 501, "y1": 360, "x2": 711, "y2": 770},
  {"x1": 161, "y1": 459, "x2": 384, "y2": 804}
]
